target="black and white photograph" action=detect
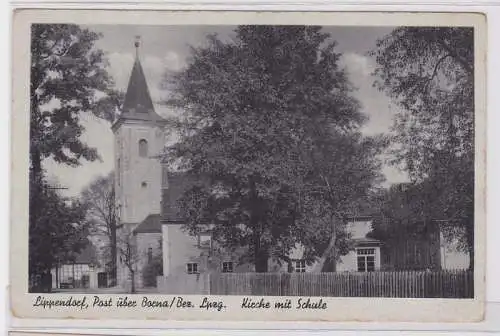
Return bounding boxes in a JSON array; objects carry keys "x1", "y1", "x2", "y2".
[
  {"x1": 27, "y1": 22, "x2": 478, "y2": 296},
  {"x1": 10, "y1": 10, "x2": 486, "y2": 322}
]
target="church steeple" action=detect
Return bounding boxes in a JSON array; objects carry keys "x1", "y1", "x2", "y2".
[{"x1": 117, "y1": 36, "x2": 165, "y2": 124}]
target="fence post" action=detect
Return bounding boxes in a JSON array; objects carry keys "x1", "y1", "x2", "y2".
[{"x1": 207, "y1": 272, "x2": 211, "y2": 295}]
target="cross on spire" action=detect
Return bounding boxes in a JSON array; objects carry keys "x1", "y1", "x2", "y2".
[{"x1": 134, "y1": 35, "x2": 141, "y2": 59}]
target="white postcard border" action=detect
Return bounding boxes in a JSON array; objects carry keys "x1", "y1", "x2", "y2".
[{"x1": 10, "y1": 9, "x2": 487, "y2": 323}]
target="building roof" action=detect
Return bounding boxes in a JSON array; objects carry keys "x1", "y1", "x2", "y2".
[
  {"x1": 162, "y1": 172, "x2": 208, "y2": 222},
  {"x1": 137, "y1": 169, "x2": 377, "y2": 242},
  {"x1": 353, "y1": 237, "x2": 382, "y2": 246},
  {"x1": 115, "y1": 44, "x2": 166, "y2": 125},
  {"x1": 133, "y1": 172, "x2": 207, "y2": 234},
  {"x1": 345, "y1": 215, "x2": 373, "y2": 222},
  {"x1": 133, "y1": 214, "x2": 163, "y2": 234}
]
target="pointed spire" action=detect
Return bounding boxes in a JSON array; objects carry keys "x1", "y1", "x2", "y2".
[
  {"x1": 113, "y1": 36, "x2": 166, "y2": 129},
  {"x1": 121, "y1": 36, "x2": 156, "y2": 117}
]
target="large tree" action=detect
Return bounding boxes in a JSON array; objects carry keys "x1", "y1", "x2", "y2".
[
  {"x1": 117, "y1": 227, "x2": 140, "y2": 293},
  {"x1": 81, "y1": 172, "x2": 120, "y2": 286},
  {"x1": 164, "y1": 26, "x2": 384, "y2": 272},
  {"x1": 30, "y1": 24, "x2": 120, "y2": 176},
  {"x1": 29, "y1": 24, "x2": 121, "y2": 284},
  {"x1": 29, "y1": 175, "x2": 89, "y2": 292},
  {"x1": 371, "y1": 27, "x2": 474, "y2": 268},
  {"x1": 299, "y1": 133, "x2": 386, "y2": 272}
]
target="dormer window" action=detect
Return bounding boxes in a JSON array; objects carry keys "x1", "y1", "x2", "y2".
[{"x1": 138, "y1": 139, "x2": 148, "y2": 157}]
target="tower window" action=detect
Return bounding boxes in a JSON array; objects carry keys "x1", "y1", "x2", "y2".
[
  {"x1": 186, "y1": 263, "x2": 199, "y2": 274},
  {"x1": 138, "y1": 139, "x2": 148, "y2": 157}
]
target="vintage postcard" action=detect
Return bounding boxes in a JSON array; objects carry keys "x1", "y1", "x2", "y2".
[{"x1": 10, "y1": 9, "x2": 486, "y2": 323}]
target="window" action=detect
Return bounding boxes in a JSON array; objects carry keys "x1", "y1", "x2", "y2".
[
  {"x1": 222, "y1": 261, "x2": 234, "y2": 273},
  {"x1": 186, "y1": 262, "x2": 198, "y2": 274},
  {"x1": 147, "y1": 248, "x2": 153, "y2": 263},
  {"x1": 198, "y1": 233, "x2": 212, "y2": 249},
  {"x1": 161, "y1": 165, "x2": 169, "y2": 188},
  {"x1": 294, "y1": 260, "x2": 306, "y2": 273},
  {"x1": 357, "y1": 248, "x2": 376, "y2": 272},
  {"x1": 138, "y1": 139, "x2": 148, "y2": 157},
  {"x1": 141, "y1": 181, "x2": 147, "y2": 188}
]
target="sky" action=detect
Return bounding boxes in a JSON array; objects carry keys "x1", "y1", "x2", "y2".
[{"x1": 44, "y1": 25, "x2": 409, "y2": 197}]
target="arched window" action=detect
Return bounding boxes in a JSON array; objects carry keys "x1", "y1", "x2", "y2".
[{"x1": 138, "y1": 139, "x2": 148, "y2": 157}]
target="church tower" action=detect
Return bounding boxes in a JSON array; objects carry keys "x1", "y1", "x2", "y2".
[{"x1": 112, "y1": 37, "x2": 167, "y2": 229}]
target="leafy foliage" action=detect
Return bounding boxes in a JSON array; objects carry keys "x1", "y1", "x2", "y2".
[
  {"x1": 371, "y1": 27, "x2": 473, "y2": 180},
  {"x1": 371, "y1": 27, "x2": 474, "y2": 268},
  {"x1": 30, "y1": 24, "x2": 121, "y2": 173},
  {"x1": 141, "y1": 254, "x2": 163, "y2": 287},
  {"x1": 164, "y1": 26, "x2": 385, "y2": 271},
  {"x1": 29, "y1": 24, "x2": 122, "y2": 288},
  {"x1": 29, "y1": 174, "x2": 89, "y2": 291},
  {"x1": 141, "y1": 241, "x2": 163, "y2": 287}
]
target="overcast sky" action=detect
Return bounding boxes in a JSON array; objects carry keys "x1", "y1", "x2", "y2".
[{"x1": 44, "y1": 25, "x2": 409, "y2": 197}]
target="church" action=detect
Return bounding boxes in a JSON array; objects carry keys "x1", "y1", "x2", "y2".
[{"x1": 112, "y1": 41, "x2": 469, "y2": 291}]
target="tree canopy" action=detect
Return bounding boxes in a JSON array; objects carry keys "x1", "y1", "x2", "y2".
[
  {"x1": 29, "y1": 175, "x2": 89, "y2": 291},
  {"x1": 371, "y1": 27, "x2": 474, "y2": 268},
  {"x1": 164, "y1": 26, "x2": 385, "y2": 272},
  {"x1": 30, "y1": 24, "x2": 121, "y2": 175},
  {"x1": 29, "y1": 24, "x2": 121, "y2": 289}
]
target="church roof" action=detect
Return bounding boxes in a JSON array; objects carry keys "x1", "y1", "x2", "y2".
[
  {"x1": 133, "y1": 172, "x2": 207, "y2": 234},
  {"x1": 116, "y1": 40, "x2": 166, "y2": 125},
  {"x1": 134, "y1": 214, "x2": 162, "y2": 234},
  {"x1": 162, "y1": 172, "x2": 208, "y2": 222}
]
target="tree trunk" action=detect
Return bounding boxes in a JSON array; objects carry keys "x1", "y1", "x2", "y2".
[
  {"x1": 110, "y1": 228, "x2": 117, "y2": 286},
  {"x1": 30, "y1": 101, "x2": 43, "y2": 181},
  {"x1": 130, "y1": 269, "x2": 136, "y2": 293},
  {"x1": 254, "y1": 248, "x2": 269, "y2": 273},
  {"x1": 249, "y1": 176, "x2": 268, "y2": 273},
  {"x1": 313, "y1": 230, "x2": 336, "y2": 273},
  {"x1": 468, "y1": 245, "x2": 474, "y2": 271},
  {"x1": 466, "y1": 222, "x2": 474, "y2": 271}
]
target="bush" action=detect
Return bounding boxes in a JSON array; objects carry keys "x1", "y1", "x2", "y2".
[{"x1": 142, "y1": 255, "x2": 163, "y2": 287}]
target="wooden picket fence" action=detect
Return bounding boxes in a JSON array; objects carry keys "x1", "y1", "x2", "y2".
[{"x1": 208, "y1": 270, "x2": 474, "y2": 298}]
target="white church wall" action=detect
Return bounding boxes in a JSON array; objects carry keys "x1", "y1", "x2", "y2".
[{"x1": 162, "y1": 224, "x2": 203, "y2": 276}]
